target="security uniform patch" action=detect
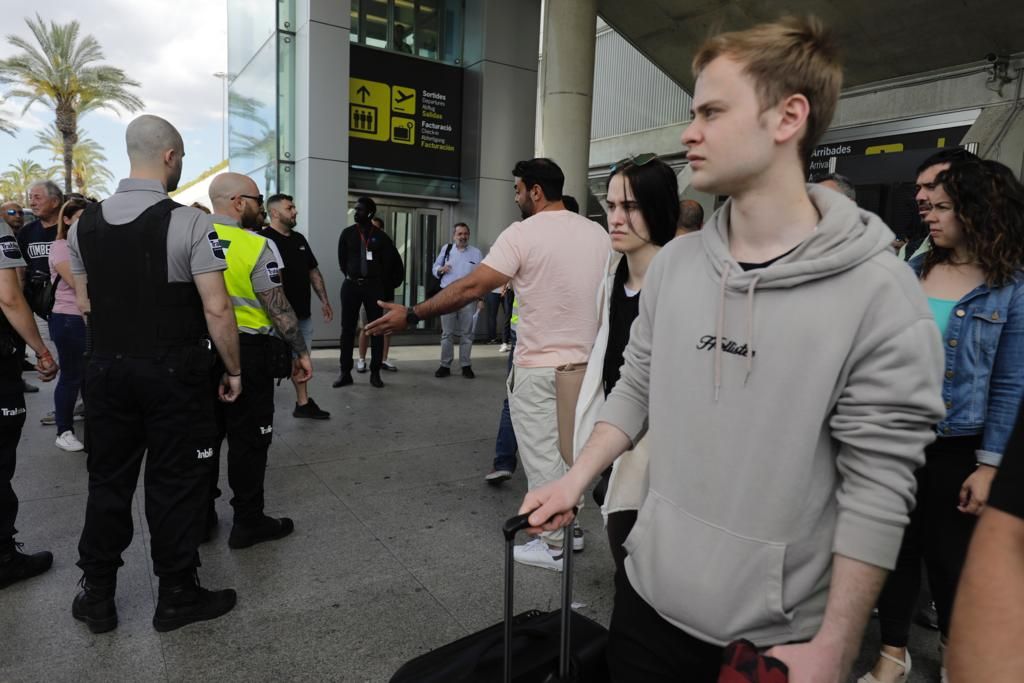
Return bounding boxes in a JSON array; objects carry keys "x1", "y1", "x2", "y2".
[
  {"x1": 266, "y1": 261, "x2": 281, "y2": 284},
  {"x1": 208, "y1": 232, "x2": 226, "y2": 260}
]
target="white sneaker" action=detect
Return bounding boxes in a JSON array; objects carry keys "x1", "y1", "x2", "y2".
[
  {"x1": 513, "y1": 538, "x2": 563, "y2": 572},
  {"x1": 55, "y1": 430, "x2": 85, "y2": 452},
  {"x1": 356, "y1": 359, "x2": 367, "y2": 373},
  {"x1": 381, "y1": 360, "x2": 398, "y2": 372},
  {"x1": 498, "y1": 343, "x2": 510, "y2": 353},
  {"x1": 573, "y1": 524, "x2": 584, "y2": 552}
]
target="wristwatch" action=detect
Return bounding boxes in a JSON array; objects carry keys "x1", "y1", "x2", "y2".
[{"x1": 405, "y1": 307, "x2": 420, "y2": 326}]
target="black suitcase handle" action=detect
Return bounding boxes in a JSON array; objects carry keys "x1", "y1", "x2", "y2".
[{"x1": 503, "y1": 510, "x2": 577, "y2": 683}]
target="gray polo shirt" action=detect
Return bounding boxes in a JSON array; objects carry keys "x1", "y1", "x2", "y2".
[
  {"x1": 68, "y1": 178, "x2": 227, "y2": 280},
  {"x1": 0, "y1": 223, "x2": 27, "y2": 270}
]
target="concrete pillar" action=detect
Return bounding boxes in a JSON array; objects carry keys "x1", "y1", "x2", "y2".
[
  {"x1": 539, "y1": 0, "x2": 597, "y2": 206},
  {"x1": 294, "y1": 0, "x2": 349, "y2": 344},
  {"x1": 457, "y1": 0, "x2": 542, "y2": 253}
]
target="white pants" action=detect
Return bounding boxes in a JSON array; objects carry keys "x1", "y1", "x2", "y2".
[
  {"x1": 507, "y1": 365, "x2": 566, "y2": 544},
  {"x1": 440, "y1": 301, "x2": 475, "y2": 368}
]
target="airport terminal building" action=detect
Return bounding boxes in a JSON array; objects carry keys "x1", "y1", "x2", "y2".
[{"x1": 227, "y1": 0, "x2": 1024, "y2": 343}]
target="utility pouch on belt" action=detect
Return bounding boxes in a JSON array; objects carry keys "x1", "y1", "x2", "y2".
[
  {"x1": 267, "y1": 336, "x2": 293, "y2": 379},
  {"x1": 182, "y1": 339, "x2": 217, "y2": 382}
]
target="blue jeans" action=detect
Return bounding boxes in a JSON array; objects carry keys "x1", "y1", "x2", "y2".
[
  {"x1": 48, "y1": 313, "x2": 86, "y2": 434},
  {"x1": 493, "y1": 332, "x2": 518, "y2": 472}
]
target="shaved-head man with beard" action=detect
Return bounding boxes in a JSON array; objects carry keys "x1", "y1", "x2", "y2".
[{"x1": 69, "y1": 114, "x2": 242, "y2": 634}]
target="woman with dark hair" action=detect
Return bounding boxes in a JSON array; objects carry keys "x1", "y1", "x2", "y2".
[
  {"x1": 573, "y1": 154, "x2": 680, "y2": 582},
  {"x1": 860, "y1": 158, "x2": 1024, "y2": 683},
  {"x1": 48, "y1": 196, "x2": 91, "y2": 452}
]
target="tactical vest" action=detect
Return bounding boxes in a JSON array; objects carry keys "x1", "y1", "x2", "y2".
[
  {"x1": 212, "y1": 223, "x2": 274, "y2": 334},
  {"x1": 76, "y1": 198, "x2": 208, "y2": 354}
]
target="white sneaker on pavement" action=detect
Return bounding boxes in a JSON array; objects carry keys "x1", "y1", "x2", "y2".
[
  {"x1": 382, "y1": 360, "x2": 398, "y2": 372},
  {"x1": 356, "y1": 359, "x2": 367, "y2": 373},
  {"x1": 573, "y1": 523, "x2": 584, "y2": 552},
  {"x1": 498, "y1": 343, "x2": 510, "y2": 353},
  {"x1": 513, "y1": 538, "x2": 563, "y2": 572},
  {"x1": 55, "y1": 431, "x2": 85, "y2": 452}
]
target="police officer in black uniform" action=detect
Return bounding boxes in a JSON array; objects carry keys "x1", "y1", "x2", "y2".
[
  {"x1": 206, "y1": 172, "x2": 313, "y2": 548},
  {"x1": 0, "y1": 222, "x2": 59, "y2": 589},
  {"x1": 335, "y1": 196, "x2": 404, "y2": 389},
  {"x1": 68, "y1": 115, "x2": 243, "y2": 634}
]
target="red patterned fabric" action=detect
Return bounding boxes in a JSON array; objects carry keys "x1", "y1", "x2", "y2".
[{"x1": 718, "y1": 639, "x2": 789, "y2": 683}]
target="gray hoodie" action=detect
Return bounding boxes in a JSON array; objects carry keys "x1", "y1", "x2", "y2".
[{"x1": 598, "y1": 185, "x2": 945, "y2": 647}]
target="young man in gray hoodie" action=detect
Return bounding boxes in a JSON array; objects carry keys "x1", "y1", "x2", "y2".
[{"x1": 521, "y1": 17, "x2": 945, "y2": 682}]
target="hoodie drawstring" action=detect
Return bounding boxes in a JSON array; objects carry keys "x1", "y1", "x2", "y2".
[
  {"x1": 714, "y1": 264, "x2": 760, "y2": 400},
  {"x1": 714, "y1": 263, "x2": 729, "y2": 401},
  {"x1": 744, "y1": 274, "x2": 761, "y2": 385}
]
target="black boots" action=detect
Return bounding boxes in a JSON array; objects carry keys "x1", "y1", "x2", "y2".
[
  {"x1": 72, "y1": 575, "x2": 118, "y2": 633},
  {"x1": 228, "y1": 515, "x2": 294, "y2": 550},
  {"x1": 0, "y1": 543, "x2": 53, "y2": 590},
  {"x1": 153, "y1": 571, "x2": 237, "y2": 633},
  {"x1": 332, "y1": 371, "x2": 353, "y2": 387},
  {"x1": 369, "y1": 370, "x2": 384, "y2": 388}
]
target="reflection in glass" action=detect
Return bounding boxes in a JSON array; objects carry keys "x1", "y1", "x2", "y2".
[
  {"x1": 350, "y1": 0, "x2": 461, "y2": 64},
  {"x1": 229, "y1": 39, "x2": 277, "y2": 176},
  {"x1": 227, "y1": 0, "x2": 276, "y2": 74},
  {"x1": 364, "y1": 0, "x2": 388, "y2": 48},
  {"x1": 350, "y1": 0, "x2": 360, "y2": 42},
  {"x1": 415, "y1": 0, "x2": 439, "y2": 59},
  {"x1": 278, "y1": 33, "x2": 295, "y2": 161},
  {"x1": 393, "y1": 1, "x2": 414, "y2": 54}
]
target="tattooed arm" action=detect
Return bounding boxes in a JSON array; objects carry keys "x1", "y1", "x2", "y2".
[
  {"x1": 256, "y1": 286, "x2": 309, "y2": 356},
  {"x1": 309, "y1": 267, "x2": 333, "y2": 322}
]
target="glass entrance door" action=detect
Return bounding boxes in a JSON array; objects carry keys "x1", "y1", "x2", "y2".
[{"x1": 348, "y1": 199, "x2": 449, "y2": 332}]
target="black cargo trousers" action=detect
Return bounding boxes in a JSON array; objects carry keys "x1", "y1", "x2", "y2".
[
  {"x1": 0, "y1": 353, "x2": 26, "y2": 552},
  {"x1": 211, "y1": 334, "x2": 276, "y2": 526},
  {"x1": 76, "y1": 345, "x2": 220, "y2": 581}
]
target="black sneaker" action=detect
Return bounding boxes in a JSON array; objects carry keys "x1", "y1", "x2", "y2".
[
  {"x1": 462, "y1": 366, "x2": 475, "y2": 379},
  {"x1": 153, "y1": 573, "x2": 236, "y2": 632},
  {"x1": 72, "y1": 576, "x2": 118, "y2": 633},
  {"x1": 0, "y1": 543, "x2": 53, "y2": 589},
  {"x1": 228, "y1": 516, "x2": 295, "y2": 549},
  {"x1": 369, "y1": 370, "x2": 384, "y2": 388},
  {"x1": 293, "y1": 398, "x2": 330, "y2": 419},
  {"x1": 434, "y1": 366, "x2": 451, "y2": 378},
  {"x1": 332, "y1": 371, "x2": 353, "y2": 388}
]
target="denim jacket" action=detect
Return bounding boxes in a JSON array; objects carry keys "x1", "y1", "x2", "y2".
[{"x1": 910, "y1": 256, "x2": 1024, "y2": 466}]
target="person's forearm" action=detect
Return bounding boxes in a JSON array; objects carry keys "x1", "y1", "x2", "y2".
[
  {"x1": 414, "y1": 277, "x2": 489, "y2": 319},
  {"x1": 256, "y1": 287, "x2": 308, "y2": 355},
  {"x1": 0, "y1": 291, "x2": 46, "y2": 354},
  {"x1": 204, "y1": 299, "x2": 241, "y2": 375},
  {"x1": 309, "y1": 268, "x2": 329, "y2": 304},
  {"x1": 563, "y1": 422, "x2": 633, "y2": 494},
  {"x1": 814, "y1": 554, "x2": 887, "y2": 677},
  {"x1": 949, "y1": 507, "x2": 1024, "y2": 682}
]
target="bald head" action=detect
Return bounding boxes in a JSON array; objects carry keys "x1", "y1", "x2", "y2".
[
  {"x1": 210, "y1": 172, "x2": 264, "y2": 230},
  {"x1": 126, "y1": 115, "x2": 185, "y2": 191},
  {"x1": 676, "y1": 199, "x2": 705, "y2": 237}
]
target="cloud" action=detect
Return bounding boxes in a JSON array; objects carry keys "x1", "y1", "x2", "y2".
[{"x1": 0, "y1": 1, "x2": 227, "y2": 132}]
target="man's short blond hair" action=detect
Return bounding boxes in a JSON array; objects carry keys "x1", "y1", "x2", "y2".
[{"x1": 692, "y1": 16, "x2": 842, "y2": 166}]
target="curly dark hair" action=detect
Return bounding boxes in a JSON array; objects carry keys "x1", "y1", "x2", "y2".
[{"x1": 921, "y1": 158, "x2": 1024, "y2": 287}]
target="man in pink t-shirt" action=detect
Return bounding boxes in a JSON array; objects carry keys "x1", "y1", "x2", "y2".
[{"x1": 368, "y1": 158, "x2": 609, "y2": 569}]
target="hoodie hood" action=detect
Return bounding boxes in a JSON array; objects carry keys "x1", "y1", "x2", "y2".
[{"x1": 702, "y1": 184, "x2": 896, "y2": 291}]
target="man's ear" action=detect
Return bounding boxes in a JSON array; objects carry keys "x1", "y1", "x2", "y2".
[{"x1": 774, "y1": 93, "x2": 810, "y2": 147}]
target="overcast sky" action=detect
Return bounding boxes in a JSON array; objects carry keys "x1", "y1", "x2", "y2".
[{"x1": 0, "y1": 0, "x2": 228, "y2": 195}]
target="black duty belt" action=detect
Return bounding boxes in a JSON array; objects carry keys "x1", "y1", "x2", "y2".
[{"x1": 347, "y1": 277, "x2": 381, "y2": 285}]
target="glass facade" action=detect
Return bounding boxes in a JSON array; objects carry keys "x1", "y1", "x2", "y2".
[
  {"x1": 227, "y1": 0, "x2": 295, "y2": 196},
  {"x1": 349, "y1": 0, "x2": 463, "y2": 65}
]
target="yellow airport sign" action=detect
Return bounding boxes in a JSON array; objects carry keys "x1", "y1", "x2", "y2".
[{"x1": 350, "y1": 78, "x2": 391, "y2": 142}]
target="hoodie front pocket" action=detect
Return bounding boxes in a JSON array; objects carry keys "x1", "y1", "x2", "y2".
[{"x1": 625, "y1": 490, "x2": 792, "y2": 643}]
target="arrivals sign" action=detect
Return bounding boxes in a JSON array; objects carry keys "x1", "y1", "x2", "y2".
[
  {"x1": 348, "y1": 45, "x2": 462, "y2": 178},
  {"x1": 808, "y1": 125, "x2": 970, "y2": 175}
]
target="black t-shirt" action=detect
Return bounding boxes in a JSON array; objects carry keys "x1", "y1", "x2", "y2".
[
  {"x1": 603, "y1": 259, "x2": 640, "y2": 397},
  {"x1": 737, "y1": 244, "x2": 799, "y2": 271},
  {"x1": 16, "y1": 219, "x2": 58, "y2": 281},
  {"x1": 261, "y1": 227, "x2": 319, "y2": 319},
  {"x1": 990, "y1": 405, "x2": 1024, "y2": 520}
]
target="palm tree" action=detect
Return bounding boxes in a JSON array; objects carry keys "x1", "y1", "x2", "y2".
[
  {"x1": 29, "y1": 122, "x2": 113, "y2": 194},
  {"x1": 0, "y1": 14, "x2": 144, "y2": 194},
  {"x1": 1, "y1": 158, "x2": 46, "y2": 204}
]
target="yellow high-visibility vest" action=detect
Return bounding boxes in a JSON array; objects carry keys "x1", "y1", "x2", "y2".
[
  {"x1": 213, "y1": 223, "x2": 273, "y2": 334},
  {"x1": 510, "y1": 296, "x2": 519, "y2": 330}
]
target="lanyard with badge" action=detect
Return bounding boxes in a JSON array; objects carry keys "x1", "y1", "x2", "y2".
[{"x1": 359, "y1": 225, "x2": 376, "y2": 261}]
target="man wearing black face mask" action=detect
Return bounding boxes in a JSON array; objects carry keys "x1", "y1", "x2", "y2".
[{"x1": 334, "y1": 196, "x2": 403, "y2": 388}]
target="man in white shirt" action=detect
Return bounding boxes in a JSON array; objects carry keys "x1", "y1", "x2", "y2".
[{"x1": 433, "y1": 223, "x2": 482, "y2": 378}]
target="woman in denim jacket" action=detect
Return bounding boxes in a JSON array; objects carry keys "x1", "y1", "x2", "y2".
[{"x1": 861, "y1": 158, "x2": 1024, "y2": 683}]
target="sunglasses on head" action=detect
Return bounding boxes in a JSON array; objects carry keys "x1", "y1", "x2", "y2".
[{"x1": 610, "y1": 152, "x2": 659, "y2": 174}]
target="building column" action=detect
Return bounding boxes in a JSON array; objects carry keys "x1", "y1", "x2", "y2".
[
  {"x1": 538, "y1": 0, "x2": 597, "y2": 205},
  {"x1": 456, "y1": 0, "x2": 542, "y2": 252},
  {"x1": 294, "y1": 0, "x2": 350, "y2": 344}
]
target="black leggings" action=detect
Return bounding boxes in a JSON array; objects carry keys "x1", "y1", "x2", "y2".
[{"x1": 876, "y1": 435, "x2": 981, "y2": 645}]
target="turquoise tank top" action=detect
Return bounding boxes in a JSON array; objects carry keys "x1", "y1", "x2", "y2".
[{"x1": 928, "y1": 297, "x2": 957, "y2": 338}]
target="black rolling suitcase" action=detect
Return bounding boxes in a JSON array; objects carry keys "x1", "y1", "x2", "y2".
[{"x1": 390, "y1": 513, "x2": 609, "y2": 683}]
